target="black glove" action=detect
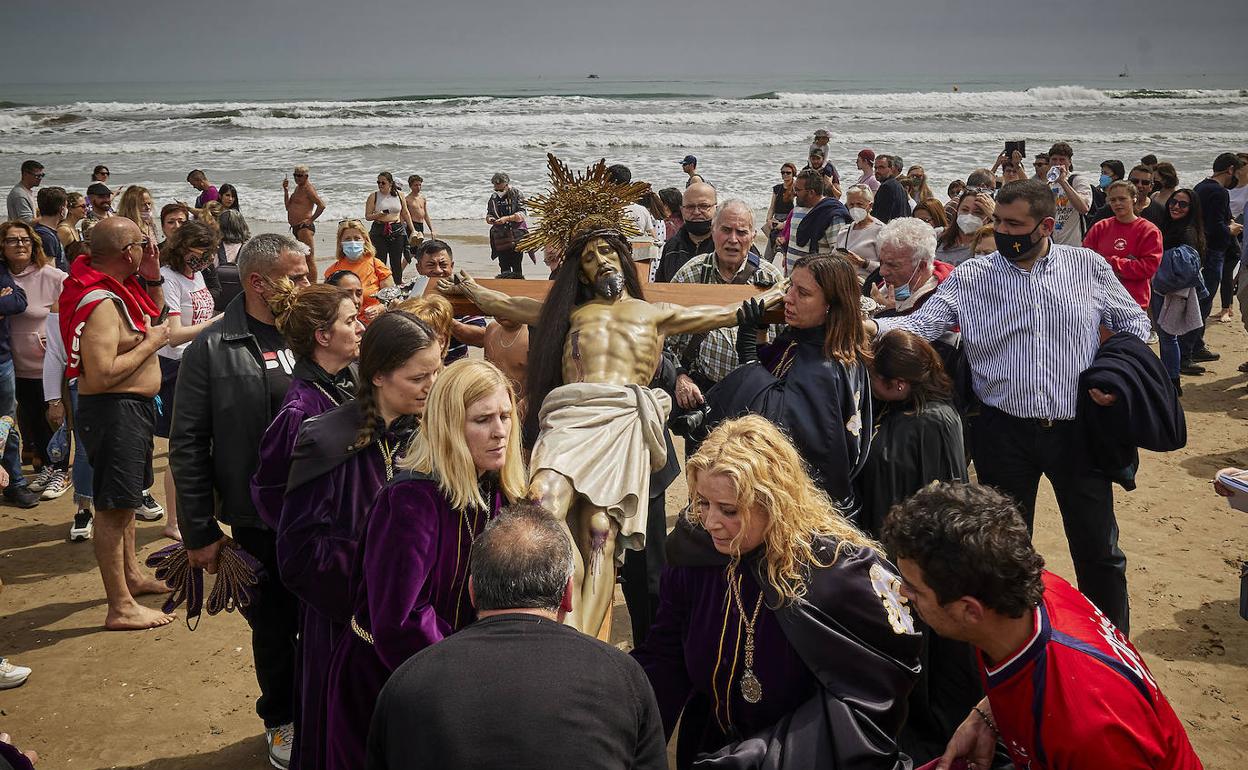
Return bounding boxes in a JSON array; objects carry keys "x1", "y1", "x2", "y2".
[{"x1": 735, "y1": 298, "x2": 767, "y2": 365}]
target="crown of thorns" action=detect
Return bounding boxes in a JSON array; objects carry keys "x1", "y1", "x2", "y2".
[{"x1": 517, "y1": 153, "x2": 650, "y2": 254}]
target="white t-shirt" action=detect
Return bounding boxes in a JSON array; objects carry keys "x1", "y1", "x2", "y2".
[
  {"x1": 1049, "y1": 172, "x2": 1093, "y2": 246},
  {"x1": 1229, "y1": 185, "x2": 1248, "y2": 221},
  {"x1": 625, "y1": 203, "x2": 655, "y2": 238},
  {"x1": 159, "y1": 265, "x2": 215, "y2": 360}
]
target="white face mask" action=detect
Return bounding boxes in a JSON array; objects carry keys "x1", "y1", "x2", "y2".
[
  {"x1": 848, "y1": 206, "x2": 869, "y2": 223},
  {"x1": 956, "y1": 214, "x2": 983, "y2": 234}
]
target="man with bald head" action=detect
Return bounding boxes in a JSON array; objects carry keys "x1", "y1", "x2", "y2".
[
  {"x1": 60, "y1": 215, "x2": 173, "y2": 630},
  {"x1": 666, "y1": 199, "x2": 783, "y2": 443},
  {"x1": 653, "y1": 182, "x2": 716, "y2": 283}
]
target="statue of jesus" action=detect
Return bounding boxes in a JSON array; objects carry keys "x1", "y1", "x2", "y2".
[{"x1": 441, "y1": 222, "x2": 783, "y2": 634}]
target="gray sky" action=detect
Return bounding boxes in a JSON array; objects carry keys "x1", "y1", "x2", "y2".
[{"x1": 4, "y1": 0, "x2": 1244, "y2": 85}]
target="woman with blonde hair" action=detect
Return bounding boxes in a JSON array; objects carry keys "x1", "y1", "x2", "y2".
[
  {"x1": 708, "y1": 253, "x2": 874, "y2": 519},
  {"x1": 322, "y1": 218, "x2": 394, "y2": 324},
  {"x1": 115, "y1": 185, "x2": 160, "y2": 265},
  {"x1": 324, "y1": 359, "x2": 524, "y2": 769},
  {"x1": 633, "y1": 415, "x2": 921, "y2": 768},
  {"x1": 59, "y1": 191, "x2": 86, "y2": 249}
]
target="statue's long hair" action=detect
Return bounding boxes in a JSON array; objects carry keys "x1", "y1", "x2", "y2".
[{"x1": 522, "y1": 231, "x2": 643, "y2": 447}]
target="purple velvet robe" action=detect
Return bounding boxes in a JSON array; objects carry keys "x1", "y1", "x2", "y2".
[
  {"x1": 251, "y1": 378, "x2": 340, "y2": 531},
  {"x1": 323, "y1": 476, "x2": 503, "y2": 770},
  {"x1": 632, "y1": 558, "x2": 817, "y2": 757},
  {"x1": 276, "y1": 442, "x2": 387, "y2": 770}
]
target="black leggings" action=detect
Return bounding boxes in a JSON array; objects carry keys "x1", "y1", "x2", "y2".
[
  {"x1": 16, "y1": 376, "x2": 65, "y2": 470},
  {"x1": 370, "y1": 221, "x2": 408, "y2": 283},
  {"x1": 495, "y1": 249, "x2": 523, "y2": 277},
  {"x1": 1221, "y1": 244, "x2": 1239, "y2": 309}
]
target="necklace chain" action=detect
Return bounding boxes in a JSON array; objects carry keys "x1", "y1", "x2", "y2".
[{"x1": 728, "y1": 568, "x2": 765, "y2": 704}]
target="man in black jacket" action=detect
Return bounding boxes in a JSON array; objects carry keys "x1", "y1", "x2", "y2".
[
  {"x1": 367, "y1": 502, "x2": 667, "y2": 770},
  {"x1": 652, "y1": 182, "x2": 715, "y2": 282},
  {"x1": 873, "y1": 154, "x2": 910, "y2": 224},
  {"x1": 170, "y1": 232, "x2": 309, "y2": 769}
]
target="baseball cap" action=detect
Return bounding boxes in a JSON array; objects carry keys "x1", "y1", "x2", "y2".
[
  {"x1": 857, "y1": 148, "x2": 876, "y2": 163},
  {"x1": 1213, "y1": 152, "x2": 1245, "y2": 173},
  {"x1": 679, "y1": 155, "x2": 697, "y2": 166},
  {"x1": 814, "y1": 129, "x2": 829, "y2": 139},
  {"x1": 87, "y1": 182, "x2": 111, "y2": 196}
]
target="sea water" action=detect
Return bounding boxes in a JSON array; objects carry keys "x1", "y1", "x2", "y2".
[{"x1": 2, "y1": 74, "x2": 1245, "y2": 231}]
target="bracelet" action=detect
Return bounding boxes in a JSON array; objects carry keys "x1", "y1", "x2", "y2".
[
  {"x1": 973, "y1": 705, "x2": 999, "y2": 736},
  {"x1": 140, "y1": 275, "x2": 165, "y2": 287}
]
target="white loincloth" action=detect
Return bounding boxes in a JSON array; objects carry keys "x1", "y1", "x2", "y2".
[{"x1": 530, "y1": 382, "x2": 672, "y2": 563}]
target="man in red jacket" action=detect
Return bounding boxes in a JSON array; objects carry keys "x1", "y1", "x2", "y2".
[{"x1": 884, "y1": 482, "x2": 1202, "y2": 770}]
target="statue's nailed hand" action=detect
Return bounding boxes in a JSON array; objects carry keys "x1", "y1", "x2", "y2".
[
  {"x1": 759, "y1": 278, "x2": 789, "y2": 309},
  {"x1": 438, "y1": 269, "x2": 475, "y2": 296}
]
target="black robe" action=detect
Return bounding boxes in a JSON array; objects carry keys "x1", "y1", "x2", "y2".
[
  {"x1": 857, "y1": 399, "x2": 967, "y2": 539},
  {"x1": 656, "y1": 516, "x2": 922, "y2": 769},
  {"x1": 707, "y1": 325, "x2": 872, "y2": 521}
]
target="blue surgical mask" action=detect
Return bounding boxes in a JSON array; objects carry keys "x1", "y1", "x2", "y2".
[
  {"x1": 1099, "y1": 174, "x2": 1113, "y2": 189},
  {"x1": 342, "y1": 240, "x2": 365, "y2": 259},
  {"x1": 893, "y1": 284, "x2": 912, "y2": 302}
]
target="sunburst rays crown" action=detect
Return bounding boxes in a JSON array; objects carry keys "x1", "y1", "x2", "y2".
[{"x1": 516, "y1": 153, "x2": 651, "y2": 254}]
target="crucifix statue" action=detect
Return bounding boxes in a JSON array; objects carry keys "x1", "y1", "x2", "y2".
[{"x1": 439, "y1": 154, "x2": 785, "y2": 635}]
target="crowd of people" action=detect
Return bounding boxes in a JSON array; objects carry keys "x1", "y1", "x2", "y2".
[{"x1": 1, "y1": 131, "x2": 1240, "y2": 770}]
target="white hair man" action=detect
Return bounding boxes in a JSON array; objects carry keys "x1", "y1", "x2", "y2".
[
  {"x1": 666, "y1": 199, "x2": 784, "y2": 427},
  {"x1": 870, "y1": 216, "x2": 952, "y2": 318}
]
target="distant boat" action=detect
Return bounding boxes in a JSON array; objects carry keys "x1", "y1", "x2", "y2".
[
  {"x1": 1119, "y1": 66, "x2": 1129, "y2": 78},
  {"x1": 587, "y1": 74, "x2": 600, "y2": 79}
]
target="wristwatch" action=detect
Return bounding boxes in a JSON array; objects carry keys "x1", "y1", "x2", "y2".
[{"x1": 140, "y1": 275, "x2": 165, "y2": 287}]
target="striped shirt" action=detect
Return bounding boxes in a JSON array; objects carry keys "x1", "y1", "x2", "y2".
[{"x1": 876, "y1": 243, "x2": 1150, "y2": 421}]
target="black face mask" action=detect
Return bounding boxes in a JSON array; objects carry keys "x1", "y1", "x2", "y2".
[
  {"x1": 684, "y1": 219, "x2": 712, "y2": 237},
  {"x1": 994, "y1": 221, "x2": 1046, "y2": 262}
]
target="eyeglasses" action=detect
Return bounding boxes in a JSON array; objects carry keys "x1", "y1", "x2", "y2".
[
  {"x1": 293, "y1": 173, "x2": 307, "y2": 178},
  {"x1": 1128, "y1": 178, "x2": 1153, "y2": 186},
  {"x1": 1033, "y1": 162, "x2": 1046, "y2": 168},
  {"x1": 338, "y1": 219, "x2": 366, "y2": 229},
  {"x1": 122, "y1": 237, "x2": 152, "y2": 251},
  {"x1": 780, "y1": 170, "x2": 794, "y2": 176},
  {"x1": 2, "y1": 237, "x2": 33, "y2": 247},
  {"x1": 98, "y1": 171, "x2": 110, "y2": 176},
  {"x1": 681, "y1": 203, "x2": 715, "y2": 213},
  {"x1": 1168, "y1": 200, "x2": 1190, "y2": 210}
]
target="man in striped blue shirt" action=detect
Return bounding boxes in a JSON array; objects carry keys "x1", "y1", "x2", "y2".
[{"x1": 867, "y1": 179, "x2": 1150, "y2": 634}]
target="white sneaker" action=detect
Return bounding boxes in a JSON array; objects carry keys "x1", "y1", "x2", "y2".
[
  {"x1": 26, "y1": 466, "x2": 55, "y2": 494},
  {"x1": 265, "y1": 723, "x2": 294, "y2": 769},
  {"x1": 136, "y1": 490, "x2": 164, "y2": 522},
  {"x1": 40, "y1": 469, "x2": 71, "y2": 500},
  {"x1": 69, "y1": 509, "x2": 94, "y2": 542},
  {"x1": 0, "y1": 657, "x2": 32, "y2": 690}
]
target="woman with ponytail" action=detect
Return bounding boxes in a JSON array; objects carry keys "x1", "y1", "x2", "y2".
[
  {"x1": 267, "y1": 310, "x2": 439, "y2": 770},
  {"x1": 323, "y1": 359, "x2": 525, "y2": 770},
  {"x1": 251, "y1": 280, "x2": 363, "y2": 530}
]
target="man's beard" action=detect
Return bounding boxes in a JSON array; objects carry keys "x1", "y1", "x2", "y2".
[{"x1": 595, "y1": 271, "x2": 625, "y2": 299}]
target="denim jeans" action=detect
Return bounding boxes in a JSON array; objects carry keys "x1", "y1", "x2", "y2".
[
  {"x1": 0, "y1": 358, "x2": 27, "y2": 489},
  {"x1": 1179, "y1": 250, "x2": 1224, "y2": 356},
  {"x1": 69, "y1": 382, "x2": 93, "y2": 508},
  {"x1": 1150, "y1": 292, "x2": 1181, "y2": 380}
]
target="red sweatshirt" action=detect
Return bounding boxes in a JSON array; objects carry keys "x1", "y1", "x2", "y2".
[{"x1": 1083, "y1": 217, "x2": 1163, "y2": 310}]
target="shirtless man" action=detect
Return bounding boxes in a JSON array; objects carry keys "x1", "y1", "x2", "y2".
[
  {"x1": 482, "y1": 317, "x2": 528, "y2": 395},
  {"x1": 442, "y1": 233, "x2": 784, "y2": 633},
  {"x1": 283, "y1": 165, "x2": 326, "y2": 277},
  {"x1": 69, "y1": 217, "x2": 174, "y2": 630},
  {"x1": 405, "y1": 175, "x2": 435, "y2": 239}
]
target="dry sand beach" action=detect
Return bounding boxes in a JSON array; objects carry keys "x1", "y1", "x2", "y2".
[{"x1": 0, "y1": 317, "x2": 1245, "y2": 768}]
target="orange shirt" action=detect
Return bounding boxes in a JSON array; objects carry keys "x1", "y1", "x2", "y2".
[{"x1": 323, "y1": 256, "x2": 393, "y2": 322}]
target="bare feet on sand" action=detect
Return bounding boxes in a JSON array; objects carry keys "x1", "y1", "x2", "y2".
[
  {"x1": 127, "y1": 576, "x2": 171, "y2": 597},
  {"x1": 162, "y1": 523, "x2": 182, "y2": 542},
  {"x1": 105, "y1": 603, "x2": 175, "y2": 631}
]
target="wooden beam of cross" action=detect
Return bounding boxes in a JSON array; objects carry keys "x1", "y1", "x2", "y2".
[{"x1": 422, "y1": 271, "x2": 787, "y2": 322}]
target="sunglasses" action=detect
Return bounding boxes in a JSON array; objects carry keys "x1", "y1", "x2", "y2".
[
  {"x1": 1128, "y1": 178, "x2": 1153, "y2": 186},
  {"x1": 780, "y1": 170, "x2": 794, "y2": 176},
  {"x1": 1168, "y1": 200, "x2": 1190, "y2": 209},
  {"x1": 31, "y1": 172, "x2": 45, "y2": 179},
  {"x1": 122, "y1": 237, "x2": 152, "y2": 251},
  {"x1": 293, "y1": 173, "x2": 307, "y2": 178}
]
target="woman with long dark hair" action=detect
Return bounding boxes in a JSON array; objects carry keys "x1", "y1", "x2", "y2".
[
  {"x1": 708, "y1": 253, "x2": 873, "y2": 521},
  {"x1": 365, "y1": 171, "x2": 415, "y2": 283},
  {"x1": 267, "y1": 310, "x2": 434, "y2": 770},
  {"x1": 323, "y1": 359, "x2": 525, "y2": 770},
  {"x1": 764, "y1": 163, "x2": 797, "y2": 263},
  {"x1": 1157, "y1": 188, "x2": 1207, "y2": 382},
  {"x1": 857, "y1": 332, "x2": 976, "y2": 766},
  {"x1": 217, "y1": 183, "x2": 241, "y2": 212}
]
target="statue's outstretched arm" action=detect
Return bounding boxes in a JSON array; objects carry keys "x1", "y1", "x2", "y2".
[
  {"x1": 438, "y1": 270, "x2": 543, "y2": 326},
  {"x1": 656, "y1": 279, "x2": 787, "y2": 336}
]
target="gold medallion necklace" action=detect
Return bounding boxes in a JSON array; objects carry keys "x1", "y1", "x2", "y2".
[
  {"x1": 729, "y1": 570, "x2": 765, "y2": 704},
  {"x1": 377, "y1": 436, "x2": 396, "y2": 481}
]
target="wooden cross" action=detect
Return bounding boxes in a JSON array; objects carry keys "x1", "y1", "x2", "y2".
[{"x1": 423, "y1": 269, "x2": 786, "y2": 322}]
